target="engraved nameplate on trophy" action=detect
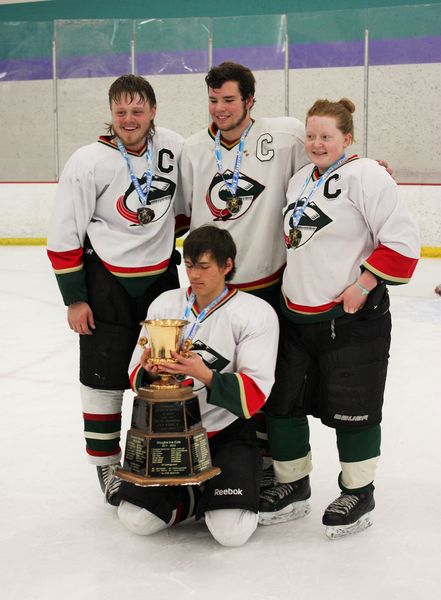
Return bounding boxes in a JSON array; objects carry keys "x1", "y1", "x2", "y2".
[{"x1": 116, "y1": 319, "x2": 221, "y2": 486}]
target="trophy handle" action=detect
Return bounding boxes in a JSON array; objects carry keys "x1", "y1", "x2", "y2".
[
  {"x1": 180, "y1": 338, "x2": 193, "y2": 357},
  {"x1": 138, "y1": 336, "x2": 148, "y2": 349}
]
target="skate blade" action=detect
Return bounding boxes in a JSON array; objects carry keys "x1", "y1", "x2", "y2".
[
  {"x1": 325, "y1": 512, "x2": 373, "y2": 539},
  {"x1": 258, "y1": 500, "x2": 311, "y2": 526}
]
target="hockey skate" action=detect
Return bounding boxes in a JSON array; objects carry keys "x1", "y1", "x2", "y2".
[
  {"x1": 322, "y1": 484, "x2": 375, "y2": 539},
  {"x1": 260, "y1": 463, "x2": 276, "y2": 491},
  {"x1": 97, "y1": 464, "x2": 122, "y2": 507},
  {"x1": 258, "y1": 475, "x2": 311, "y2": 525}
]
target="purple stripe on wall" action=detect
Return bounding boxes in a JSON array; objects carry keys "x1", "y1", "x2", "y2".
[
  {"x1": 370, "y1": 36, "x2": 441, "y2": 65},
  {"x1": 289, "y1": 41, "x2": 364, "y2": 69},
  {"x1": 291, "y1": 36, "x2": 441, "y2": 68},
  {"x1": 1, "y1": 36, "x2": 441, "y2": 81},
  {"x1": 213, "y1": 45, "x2": 285, "y2": 70},
  {"x1": 57, "y1": 53, "x2": 131, "y2": 79},
  {"x1": 0, "y1": 58, "x2": 52, "y2": 81},
  {"x1": 137, "y1": 48, "x2": 208, "y2": 75}
]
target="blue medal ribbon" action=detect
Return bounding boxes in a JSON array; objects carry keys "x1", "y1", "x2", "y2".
[
  {"x1": 214, "y1": 121, "x2": 253, "y2": 196},
  {"x1": 291, "y1": 154, "x2": 348, "y2": 228},
  {"x1": 181, "y1": 286, "x2": 229, "y2": 347},
  {"x1": 116, "y1": 136, "x2": 154, "y2": 208}
]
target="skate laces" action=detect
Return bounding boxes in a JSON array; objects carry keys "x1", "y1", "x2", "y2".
[
  {"x1": 260, "y1": 481, "x2": 296, "y2": 502},
  {"x1": 261, "y1": 466, "x2": 276, "y2": 488},
  {"x1": 102, "y1": 465, "x2": 121, "y2": 501},
  {"x1": 327, "y1": 493, "x2": 359, "y2": 515}
]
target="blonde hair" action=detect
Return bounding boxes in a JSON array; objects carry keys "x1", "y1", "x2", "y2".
[{"x1": 307, "y1": 98, "x2": 355, "y2": 141}]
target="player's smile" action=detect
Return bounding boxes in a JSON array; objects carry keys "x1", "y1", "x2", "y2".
[
  {"x1": 110, "y1": 93, "x2": 156, "y2": 152},
  {"x1": 305, "y1": 115, "x2": 352, "y2": 173},
  {"x1": 208, "y1": 81, "x2": 253, "y2": 142}
]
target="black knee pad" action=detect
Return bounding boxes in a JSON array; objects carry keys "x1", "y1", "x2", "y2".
[{"x1": 319, "y1": 313, "x2": 391, "y2": 430}]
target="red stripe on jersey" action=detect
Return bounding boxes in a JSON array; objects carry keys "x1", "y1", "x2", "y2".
[
  {"x1": 239, "y1": 372, "x2": 266, "y2": 416},
  {"x1": 283, "y1": 293, "x2": 336, "y2": 315},
  {"x1": 83, "y1": 412, "x2": 121, "y2": 422},
  {"x1": 101, "y1": 258, "x2": 169, "y2": 275},
  {"x1": 47, "y1": 247, "x2": 83, "y2": 270},
  {"x1": 365, "y1": 243, "x2": 419, "y2": 283},
  {"x1": 129, "y1": 364, "x2": 143, "y2": 392},
  {"x1": 232, "y1": 265, "x2": 285, "y2": 291}
]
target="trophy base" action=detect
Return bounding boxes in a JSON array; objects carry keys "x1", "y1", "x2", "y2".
[
  {"x1": 114, "y1": 465, "x2": 221, "y2": 487},
  {"x1": 119, "y1": 385, "x2": 221, "y2": 487}
]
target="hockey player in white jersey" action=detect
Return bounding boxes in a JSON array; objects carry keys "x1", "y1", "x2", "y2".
[
  {"x1": 47, "y1": 75, "x2": 183, "y2": 506},
  {"x1": 117, "y1": 225, "x2": 279, "y2": 546},
  {"x1": 259, "y1": 98, "x2": 420, "y2": 538},
  {"x1": 176, "y1": 61, "x2": 308, "y2": 309},
  {"x1": 175, "y1": 61, "x2": 308, "y2": 472}
]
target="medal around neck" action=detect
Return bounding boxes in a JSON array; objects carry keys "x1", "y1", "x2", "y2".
[
  {"x1": 117, "y1": 136, "x2": 155, "y2": 226},
  {"x1": 288, "y1": 227, "x2": 302, "y2": 248},
  {"x1": 115, "y1": 319, "x2": 221, "y2": 486},
  {"x1": 287, "y1": 154, "x2": 348, "y2": 248},
  {"x1": 226, "y1": 195, "x2": 242, "y2": 215},
  {"x1": 137, "y1": 206, "x2": 155, "y2": 225}
]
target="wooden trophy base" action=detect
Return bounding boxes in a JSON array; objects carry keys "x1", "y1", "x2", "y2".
[
  {"x1": 115, "y1": 466, "x2": 221, "y2": 487},
  {"x1": 116, "y1": 384, "x2": 221, "y2": 487}
]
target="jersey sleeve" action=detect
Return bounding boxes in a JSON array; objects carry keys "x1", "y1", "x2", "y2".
[
  {"x1": 46, "y1": 151, "x2": 97, "y2": 305},
  {"x1": 207, "y1": 303, "x2": 279, "y2": 419},
  {"x1": 357, "y1": 163, "x2": 420, "y2": 284}
]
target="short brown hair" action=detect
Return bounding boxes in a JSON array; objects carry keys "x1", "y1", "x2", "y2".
[
  {"x1": 205, "y1": 61, "x2": 256, "y2": 105},
  {"x1": 107, "y1": 74, "x2": 156, "y2": 137},
  {"x1": 183, "y1": 225, "x2": 237, "y2": 282}
]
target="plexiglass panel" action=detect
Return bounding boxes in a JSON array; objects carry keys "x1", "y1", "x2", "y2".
[
  {"x1": 55, "y1": 19, "x2": 132, "y2": 79},
  {"x1": 211, "y1": 14, "x2": 288, "y2": 119},
  {"x1": 367, "y1": 4, "x2": 441, "y2": 182},
  {"x1": 0, "y1": 21, "x2": 55, "y2": 180},
  {"x1": 55, "y1": 19, "x2": 132, "y2": 171},
  {"x1": 135, "y1": 17, "x2": 210, "y2": 75},
  {"x1": 287, "y1": 9, "x2": 367, "y2": 159},
  {"x1": 1, "y1": 7, "x2": 440, "y2": 184}
]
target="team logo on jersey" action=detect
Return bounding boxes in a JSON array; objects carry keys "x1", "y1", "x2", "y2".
[
  {"x1": 283, "y1": 199, "x2": 333, "y2": 249},
  {"x1": 190, "y1": 340, "x2": 229, "y2": 382},
  {"x1": 116, "y1": 174, "x2": 176, "y2": 226},
  {"x1": 205, "y1": 170, "x2": 265, "y2": 221}
]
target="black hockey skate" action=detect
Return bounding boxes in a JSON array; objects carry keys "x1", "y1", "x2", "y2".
[
  {"x1": 322, "y1": 484, "x2": 375, "y2": 539},
  {"x1": 260, "y1": 463, "x2": 276, "y2": 491},
  {"x1": 258, "y1": 475, "x2": 311, "y2": 525},
  {"x1": 97, "y1": 464, "x2": 121, "y2": 507}
]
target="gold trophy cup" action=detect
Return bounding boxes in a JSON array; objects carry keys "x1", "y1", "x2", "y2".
[{"x1": 115, "y1": 319, "x2": 221, "y2": 486}]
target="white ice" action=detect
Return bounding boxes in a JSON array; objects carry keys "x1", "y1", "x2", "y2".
[{"x1": 0, "y1": 247, "x2": 440, "y2": 600}]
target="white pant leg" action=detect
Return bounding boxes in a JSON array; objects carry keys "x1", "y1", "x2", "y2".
[
  {"x1": 80, "y1": 384, "x2": 124, "y2": 466},
  {"x1": 205, "y1": 509, "x2": 258, "y2": 547},
  {"x1": 117, "y1": 501, "x2": 169, "y2": 536}
]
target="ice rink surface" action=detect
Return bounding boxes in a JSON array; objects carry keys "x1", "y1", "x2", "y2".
[{"x1": 1, "y1": 247, "x2": 440, "y2": 600}]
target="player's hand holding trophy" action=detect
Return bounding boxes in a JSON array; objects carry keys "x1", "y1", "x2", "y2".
[{"x1": 116, "y1": 319, "x2": 220, "y2": 486}]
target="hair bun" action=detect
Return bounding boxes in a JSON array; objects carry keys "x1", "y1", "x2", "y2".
[{"x1": 338, "y1": 98, "x2": 355, "y2": 114}]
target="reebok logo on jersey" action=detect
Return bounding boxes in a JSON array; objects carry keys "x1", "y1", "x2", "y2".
[
  {"x1": 214, "y1": 488, "x2": 243, "y2": 496},
  {"x1": 334, "y1": 414, "x2": 369, "y2": 422}
]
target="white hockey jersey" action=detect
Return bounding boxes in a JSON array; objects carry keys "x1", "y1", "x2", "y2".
[
  {"x1": 47, "y1": 128, "x2": 183, "y2": 304},
  {"x1": 281, "y1": 156, "x2": 420, "y2": 322},
  {"x1": 129, "y1": 287, "x2": 279, "y2": 435},
  {"x1": 176, "y1": 117, "x2": 308, "y2": 293}
]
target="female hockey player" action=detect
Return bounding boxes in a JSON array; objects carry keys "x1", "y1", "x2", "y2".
[{"x1": 259, "y1": 98, "x2": 420, "y2": 539}]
